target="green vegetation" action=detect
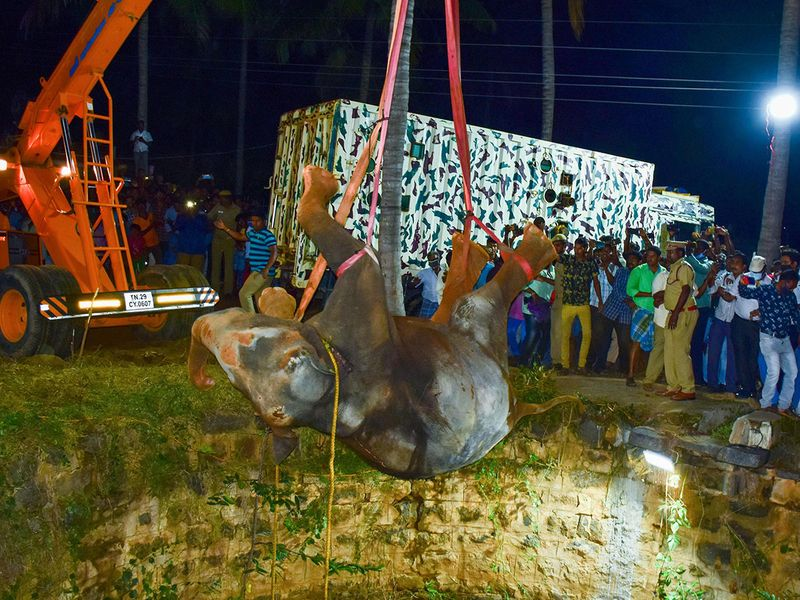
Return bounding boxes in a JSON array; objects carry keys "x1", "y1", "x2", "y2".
[{"x1": 656, "y1": 496, "x2": 706, "y2": 600}]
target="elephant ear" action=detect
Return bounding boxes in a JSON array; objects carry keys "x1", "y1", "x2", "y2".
[{"x1": 271, "y1": 427, "x2": 300, "y2": 463}]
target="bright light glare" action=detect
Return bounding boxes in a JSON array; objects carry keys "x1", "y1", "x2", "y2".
[
  {"x1": 59, "y1": 165, "x2": 72, "y2": 178},
  {"x1": 643, "y1": 450, "x2": 675, "y2": 473},
  {"x1": 0, "y1": 159, "x2": 7, "y2": 171},
  {"x1": 767, "y1": 92, "x2": 799, "y2": 120},
  {"x1": 156, "y1": 293, "x2": 196, "y2": 305},
  {"x1": 78, "y1": 298, "x2": 122, "y2": 310}
]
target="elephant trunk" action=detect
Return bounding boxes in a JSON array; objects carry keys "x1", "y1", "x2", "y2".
[{"x1": 189, "y1": 318, "x2": 216, "y2": 390}]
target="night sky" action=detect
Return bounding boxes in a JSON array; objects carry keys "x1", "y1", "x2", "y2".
[{"x1": 2, "y1": 0, "x2": 797, "y2": 255}]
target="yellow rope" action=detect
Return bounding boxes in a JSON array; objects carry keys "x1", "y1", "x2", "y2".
[
  {"x1": 321, "y1": 339, "x2": 341, "y2": 600},
  {"x1": 270, "y1": 464, "x2": 279, "y2": 600}
]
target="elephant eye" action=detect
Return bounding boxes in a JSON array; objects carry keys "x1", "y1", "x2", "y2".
[{"x1": 283, "y1": 351, "x2": 306, "y2": 373}]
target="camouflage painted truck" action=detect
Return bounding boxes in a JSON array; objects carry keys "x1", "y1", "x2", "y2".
[{"x1": 267, "y1": 98, "x2": 714, "y2": 287}]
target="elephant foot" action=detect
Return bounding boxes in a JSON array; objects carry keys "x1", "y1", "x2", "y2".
[
  {"x1": 300, "y1": 165, "x2": 339, "y2": 211},
  {"x1": 513, "y1": 223, "x2": 557, "y2": 276}
]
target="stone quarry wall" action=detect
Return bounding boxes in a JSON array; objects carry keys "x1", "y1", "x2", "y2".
[{"x1": 5, "y1": 412, "x2": 800, "y2": 599}]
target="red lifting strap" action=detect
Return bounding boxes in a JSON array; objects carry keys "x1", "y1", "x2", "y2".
[{"x1": 444, "y1": 0, "x2": 536, "y2": 283}]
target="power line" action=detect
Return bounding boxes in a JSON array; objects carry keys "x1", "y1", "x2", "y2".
[
  {"x1": 8, "y1": 42, "x2": 777, "y2": 86},
  {"x1": 192, "y1": 37, "x2": 782, "y2": 57},
  {"x1": 145, "y1": 58, "x2": 765, "y2": 93},
  {"x1": 148, "y1": 71, "x2": 760, "y2": 110}
]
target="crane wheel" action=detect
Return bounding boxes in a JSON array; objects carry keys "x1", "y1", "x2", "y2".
[
  {"x1": 135, "y1": 265, "x2": 194, "y2": 341},
  {"x1": 169, "y1": 264, "x2": 213, "y2": 323},
  {"x1": 38, "y1": 266, "x2": 81, "y2": 358},
  {"x1": 0, "y1": 266, "x2": 50, "y2": 358}
]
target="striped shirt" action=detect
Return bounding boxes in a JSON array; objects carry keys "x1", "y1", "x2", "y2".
[
  {"x1": 248, "y1": 228, "x2": 277, "y2": 275},
  {"x1": 602, "y1": 267, "x2": 633, "y2": 325}
]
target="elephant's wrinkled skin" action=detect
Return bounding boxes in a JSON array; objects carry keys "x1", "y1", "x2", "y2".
[{"x1": 189, "y1": 166, "x2": 568, "y2": 479}]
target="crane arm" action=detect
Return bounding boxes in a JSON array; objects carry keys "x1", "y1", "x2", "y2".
[{"x1": 17, "y1": 0, "x2": 152, "y2": 165}]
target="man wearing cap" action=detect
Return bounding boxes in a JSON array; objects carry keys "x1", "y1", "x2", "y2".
[
  {"x1": 214, "y1": 210, "x2": 277, "y2": 312},
  {"x1": 660, "y1": 241, "x2": 698, "y2": 400},
  {"x1": 626, "y1": 246, "x2": 666, "y2": 386},
  {"x1": 685, "y1": 239, "x2": 715, "y2": 386},
  {"x1": 549, "y1": 234, "x2": 567, "y2": 368},
  {"x1": 208, "y1": 190, "x2": 241, "y2": 296},
  {"x1": 739, "y1": 269, "x2": 800, "y2": 416},
  {"x1": 414, "y1": 250, "x2": 444, "y2": 318},
  {"x1": 730, "y1": 255, "x2": 770, "y2": 399}
]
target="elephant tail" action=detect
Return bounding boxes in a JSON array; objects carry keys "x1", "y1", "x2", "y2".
[
  {"x1": 512, "y1": 394, "x2": 582, "y2": 425},
  {"x1": 189, "y1": 318, "x2": 216, "y2": 390}
]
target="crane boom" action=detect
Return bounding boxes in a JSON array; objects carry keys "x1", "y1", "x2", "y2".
[
  {"x1": 0, "y1": 0, "x2": 218, "y2": 357},
  {"x1": 18, "y1": 0, "x2": 152, "y2": 165}
]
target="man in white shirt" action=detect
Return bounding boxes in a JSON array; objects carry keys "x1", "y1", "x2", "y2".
[
  {"x1": 704, "y1": 252, "x2": 745, "y2": 393},
  {"x1": 130, "y1": 120, "x2": 153, "y2": 177},
  {"x1": 414, "y1": 250, "x2": 445, "y2": 318},
  {"x1": 731, "y1": 255, "x2": 770, "y2": 399}
]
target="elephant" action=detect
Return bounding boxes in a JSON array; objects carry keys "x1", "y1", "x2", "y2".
[{"x1": 189, "y1": 166, "x2": 574, "y2": 479}]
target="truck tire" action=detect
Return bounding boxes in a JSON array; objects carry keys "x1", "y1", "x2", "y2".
[
  {"x1": 170, "y1": 264, "x2": 214, "y2": 325},
  {"x1": 0, "y1": 266, "x2": 50, "y2": 358},
  {"x1": 135, "y1": 265, "x2": 194, "y2": 341},
  {"x1": 39, "y1": 266, "x2": 81, "y2": 358}
]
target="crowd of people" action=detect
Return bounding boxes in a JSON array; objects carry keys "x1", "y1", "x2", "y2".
[
  {"x1": 118, "y1": 173, "x2": 278, "y2": 313},
  {"x1": 410, "y1": 221, "x2": 800, "y2": 418}
]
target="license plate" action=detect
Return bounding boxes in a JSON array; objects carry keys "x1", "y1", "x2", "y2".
[{"x1": 124, "y1": 291, "x2": 154, "y2": 311}]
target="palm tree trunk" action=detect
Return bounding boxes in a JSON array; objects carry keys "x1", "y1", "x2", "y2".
[
  {"x1": 379, "y1": 0, "x2": 414, "y2": 315},
  {"x1": 359, "y1": 6, "x2": 377, "y2": 103},
  {"x1": 137, "y1": 12, "x2": 149, "y2": 124},
  {"x1": 541, "y1": 0, "x2": 555, "y2": 141},
  {"x1": 757, "y1": 0, "x2": 799, "y2": 261},
  {"x1": 235, "y1": 7, "x2": 249, "y2": 197}
]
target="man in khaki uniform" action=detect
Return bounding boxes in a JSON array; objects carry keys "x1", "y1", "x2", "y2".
[
  {"x1": 659, "y1": 241, "x2": 698, "y2": 400},
  {"x1": 208, "y1": 190, "x2": 240, "y2": 296}
]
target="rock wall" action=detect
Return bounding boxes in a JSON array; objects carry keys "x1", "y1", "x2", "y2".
[{"x1": 6, "y1": 413, "x2": 800, "y2": 599}]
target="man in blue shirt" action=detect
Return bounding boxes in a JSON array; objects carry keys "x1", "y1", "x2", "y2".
[
  {"x1": 215, "y1": 210, "x2": 277, "y2": 312},
  {"x1": 739, "y1": 269, "x2": 800, "y2": 415},
  {"x1": 686, "y1": 239, "x2": 714, "y2": 386}
]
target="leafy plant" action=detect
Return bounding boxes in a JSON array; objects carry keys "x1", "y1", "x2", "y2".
[{"x1": 655, "y1": 497, "x2": 705, "y2": 600}]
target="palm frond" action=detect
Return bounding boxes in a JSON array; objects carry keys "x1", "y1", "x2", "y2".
[{"x1": 567, "y1": 0, "x2": 585, "y2": 41}]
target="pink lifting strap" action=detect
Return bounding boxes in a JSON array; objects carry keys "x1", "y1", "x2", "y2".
[{"x1": 294, "y1": 0, "x2": 410, "y2": 319}]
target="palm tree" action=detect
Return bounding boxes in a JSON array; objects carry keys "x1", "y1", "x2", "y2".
[
  {"x1": 138, "y1": 12, "x2": 149, "y2": 124},
  {"x1": 379, "y1": 0, "x2": 414, "y2": 315},
  {"x1": 541, "y1": 0, "x2": 585, "y2": 141},
  {"x1": 757, "y1": 0, "x2": 799, "y2": 261}
]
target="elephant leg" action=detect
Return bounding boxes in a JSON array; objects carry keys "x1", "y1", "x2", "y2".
[
  {"x1": 297, "y1": 165, "x2": 364, "y2": 270},
  {"x1": 298, "y1": 165, "x2": 397, "y2": 354},
  {"x1": 451, "y1": 224, "x2": 556, "y2": 360},
  {"x1": 431, "y1": 233, "x2": 490, "y2": 324}
]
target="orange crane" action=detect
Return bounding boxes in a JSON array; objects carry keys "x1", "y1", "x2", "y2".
[{"x1": 0, "y1": 0, "x2": 218, "y2": 357}]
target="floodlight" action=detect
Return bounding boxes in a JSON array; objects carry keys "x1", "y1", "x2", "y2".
[
  {"x1": 59, "y1": 165, "x2": 72, "y2": 178},
  {"x1": 0, "y1": 159, "x2": 7, "y2": 171},
  {"x1": 643, "y1": 450, "x2": 675, "y2": 473},
  {"x1": 766, "y1": 91, "x2": 799, "y2": 121}
]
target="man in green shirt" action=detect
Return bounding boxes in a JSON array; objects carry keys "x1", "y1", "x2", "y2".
[{"x1": 626, "y1": 246, "x2": 666, "y2": 385}]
